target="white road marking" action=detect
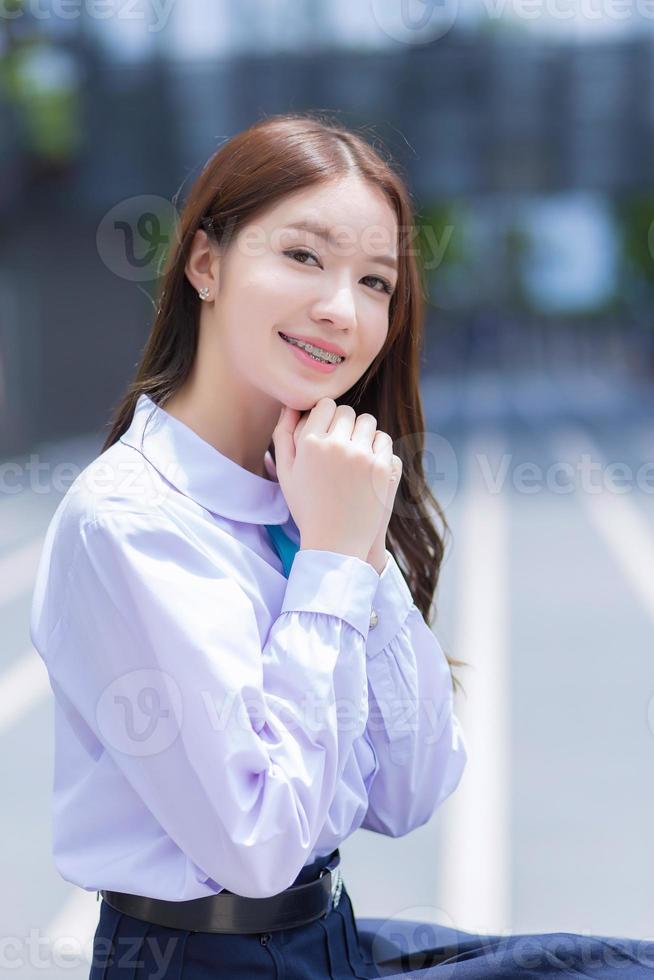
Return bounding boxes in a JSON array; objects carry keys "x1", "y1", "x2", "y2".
[
  {"x1": 44, "y1": 887, "x2": 100, "y2": 972},
  {"x1": 550, "y1": 427, "x2": 654, "y2": 625},
  {"x1": 0, "y1": 648, "x2": 50, "y2": 735},
  {"x1": 0, "y1": 538, "x2": 44, "y2": 608},
  {"x1": 439, "y1": 431, "x2": 511, "y2": 935}
]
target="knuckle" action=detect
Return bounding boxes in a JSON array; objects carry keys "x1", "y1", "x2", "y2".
[
  {"x1": 302, "y1": 432, "x2": 322, "y2": 451},
  {"x1": 342, "y1": 439, "x2": 360, "y2": 457},
  {"x1": 343, "y1": 442, "x2": 366, "y2": 465}
]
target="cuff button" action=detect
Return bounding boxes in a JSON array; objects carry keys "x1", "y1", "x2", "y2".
[{"x1": 369, "y1": 609, "x2": 379, "y2": 629}]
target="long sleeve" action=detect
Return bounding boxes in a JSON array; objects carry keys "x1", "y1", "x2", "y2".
[
  {"x1": 30, "y1": 509, "x2": 381, "y2": 899},
  {"x1": 359, "y1": 549, "x2": 467, "y2": 836},
  {"x1": 302, "y1": 550, "x2": 467, "y2": 856}
]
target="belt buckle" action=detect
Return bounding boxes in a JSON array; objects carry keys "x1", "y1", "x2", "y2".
[{"x1": 320, "y1": 866, "x2": 343, "y2": 910}]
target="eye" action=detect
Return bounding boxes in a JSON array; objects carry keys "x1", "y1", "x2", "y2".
[
  {"x1": 362, "y1": 274, "x2": 394, "y2": 296},
  {"x1": 284, "y1": 248, "x2": 320, "y2": 266},
  {"x1": 284, "y1": 249, "x2": 394, "y2": 295}
]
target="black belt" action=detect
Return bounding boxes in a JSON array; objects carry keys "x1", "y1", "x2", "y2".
[{"x1": 99, "y1": 849, "x2": 343, "y2": 934}]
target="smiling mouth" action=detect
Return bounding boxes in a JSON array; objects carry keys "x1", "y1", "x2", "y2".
[{"x1": 278, "y1": 332, "x2": 345, "y2": 364}]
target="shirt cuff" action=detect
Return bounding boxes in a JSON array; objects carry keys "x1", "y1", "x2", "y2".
[
  {"x1": 281, "y1": 549, "x2": 380, "y2": 639},
  {"x1": 366, "y1": 549, "x2": 415, "y2": 659}
]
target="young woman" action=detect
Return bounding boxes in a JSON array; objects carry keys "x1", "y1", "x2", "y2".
[{"x1": 30, "y1": 113, "x2": 654, "y2": 978}]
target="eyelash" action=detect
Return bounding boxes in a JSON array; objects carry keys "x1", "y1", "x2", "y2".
[{"x1": 283, "y1": 248, "x2": 394, "y2": 296}]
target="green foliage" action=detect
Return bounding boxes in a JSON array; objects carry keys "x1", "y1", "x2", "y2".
[
  {"x1": 609, "y1": 193, "x2": 654, "y2": 327},
  {"x1": 611, "y1": 193, "x2": 654, "y2": 281}
]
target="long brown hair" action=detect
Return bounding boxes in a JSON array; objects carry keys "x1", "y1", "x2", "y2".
[{"x1": 101, "y1": 110, "x2": 466, "y2": 693}]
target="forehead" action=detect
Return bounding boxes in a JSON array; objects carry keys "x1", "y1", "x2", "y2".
[{"x1": 260, "y1": 176, "x2": 397, "y2": 240}]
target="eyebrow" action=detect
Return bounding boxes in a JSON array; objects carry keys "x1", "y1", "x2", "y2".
[{"x1": 282, "y1": 219, "x2": 398, "y2": 272}]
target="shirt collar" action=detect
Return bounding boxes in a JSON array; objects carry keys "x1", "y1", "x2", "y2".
[{"x1": 119, "y1": 393, "x2": 290, "y2": 525}]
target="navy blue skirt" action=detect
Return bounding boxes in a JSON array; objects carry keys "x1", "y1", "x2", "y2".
[{"x1": 89, "y1": 861, "x2": 654, "y2": 978}]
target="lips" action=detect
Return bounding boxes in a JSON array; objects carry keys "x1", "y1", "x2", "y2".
[
  {"x1": 278, "y1": 331, "x2": 347, "y2": 359},
  {"x1": 278, "y1": 332, "x2": 343, "y2": 373}
]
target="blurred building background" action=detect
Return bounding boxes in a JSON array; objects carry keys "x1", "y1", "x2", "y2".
[
  {"x1": 2, "y1": 2, "x2": 654, "y2": 976},
  {"x1": 2, "y1": 0, "x2": 654, "y2": 452}
]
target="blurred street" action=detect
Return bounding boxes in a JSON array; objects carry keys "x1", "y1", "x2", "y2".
[{"x1": 2, "y1": 367, "x2": 653, "y2": 977}]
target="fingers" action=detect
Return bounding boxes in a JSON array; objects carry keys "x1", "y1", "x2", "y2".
[
  {"x1": 325, "y1": 407, "x2": 377, "y2": 450},
  {"x1": 272, "y1": 404, "x2": 301, "y2": 470},
  {"x1": 351, "y1": 413, "x2": 378, "y2": 449},
  {"x1": 286, "y1": 400, "x2": 393, "y2": 466},
  {"x1": 276, "y1": 404, "x2": 303, "y2": 434},
  {"x1": 326, "y1": 404, "x2": 357, "y2": 441},
  {"x1": 368, "y1": 430, "x2": 394, "y2": 511},
  {"x1": 372, "y1": 429, "x2": 393, "y2": 460},
  {"x1": 300, "y1": 397, "x2": 338, "y2": 438},
  {"x1": 292, "y1": 411, "x2": 311, "y2": 451}
]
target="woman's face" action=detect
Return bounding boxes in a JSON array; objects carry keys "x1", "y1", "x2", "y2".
[{"x1": 204, "y1": 175, "x2": 399, "y2": 413}]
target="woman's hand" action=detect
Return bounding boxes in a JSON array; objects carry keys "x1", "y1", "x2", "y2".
[
  {"x1": 366, "y1": 451, "x2": 402, "y2": 574},
  {"x1": 273, "y1": 399, "x2": 394, "y2": 562},
  {"x1": 285, "y1": 405, "x2": 402, "y2": 573}
]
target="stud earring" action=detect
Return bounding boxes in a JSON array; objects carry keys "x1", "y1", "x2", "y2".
[{"x1": 198, "y1": 286, "x2": 210, "y2": 301}]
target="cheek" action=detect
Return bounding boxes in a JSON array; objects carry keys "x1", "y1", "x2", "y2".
[
  {"x1": 362, "y1": 317, "x2": 390, "y2": 361},
  {"x1": 221, "y1": 277, "x2": 291, "y2": 347},
  {"x1": 224, "y1": 254, "x2": 298, "y2": 303},
  {"x1": 244, "y1": 257, "x2": 305, "y2": 297}
]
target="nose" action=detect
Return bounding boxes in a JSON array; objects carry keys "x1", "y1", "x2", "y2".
[{"x1": 309, "y1": 279, "x2": 357, "y2": 330}]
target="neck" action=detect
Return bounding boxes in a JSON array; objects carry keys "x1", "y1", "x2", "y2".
[{"x1": 162, "y1": 361, "x2": 280, "y2": 482}]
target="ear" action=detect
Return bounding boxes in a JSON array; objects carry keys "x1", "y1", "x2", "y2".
[{"x1": 185, "y1": 227, "x2": 220, "y2": 299}]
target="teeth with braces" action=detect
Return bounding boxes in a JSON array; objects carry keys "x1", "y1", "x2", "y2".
[{"x1": 282, "y1": 335, "x2": 343, "y2": 364}]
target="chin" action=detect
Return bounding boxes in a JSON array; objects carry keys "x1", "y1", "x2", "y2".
[{"x1": 281, "y1": 395, "x2": 326, "y2": 413}]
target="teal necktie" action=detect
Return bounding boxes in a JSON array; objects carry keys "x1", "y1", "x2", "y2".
[{"x1": 264, "y1": 523, "x2": 300, "y2": 579}]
